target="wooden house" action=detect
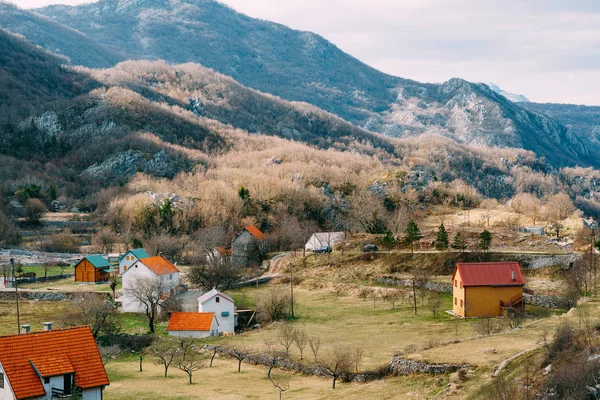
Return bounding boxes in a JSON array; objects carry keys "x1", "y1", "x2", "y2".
[
  {"x1": 452, "y1": 262, "x2": 525, "y2": 318},
  {"x1": 74, "y1": 255, "x2": 112, "y2": 283},
  {"x1": 0, "y1": 326, "x2": 109, "y2": 400},
  {"x1": 231, "y1": 226, "x2": 266, "y2": 267}
]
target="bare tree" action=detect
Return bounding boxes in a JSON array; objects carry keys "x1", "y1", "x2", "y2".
[
  {"x1": 257, "y1": 289, "x2": 291, "y2": 323},
  {"x1": 62, "y1": 293, "x2": 119, "y2": 338},
  {"x1": 547, "y1": 193, "x2": 576, "y2": 221},
  {"x1": 308, "y1": 336, "x2": 322, "y2": 363},
  {"x1": 319, "y1": 347, "x2": 353, "y2": 389},
  {"x1": 92, "y1": 228, "x2": 118, "y2": 254},
  {"x1": 188, "y1": 229, "x2": 240, "y2": 290},
  {"x1": 278, "y1": 323, "x2": 296, "y2": 357},
  {"x1": 176, "y1": 354, "x2": 206, "y2": 384},
  {"x1": 412, "y1": 269, "x2": 430, "y2": 305},
  {"x1": 124, "y1": 276, "x2": 169, "y2": 333},
  {"x1": 294, "y1": 329, "x2": 308, "y2": 360},
  {"x1": 148, "y1": 338, "x2": 178, "y2": 377},
  {"x1": 228, "y1": 347, "x2": 250, "y2": 373},
  {"x1": 269, "y1": 373, "x2": 290, "y2": 400},
  {"x1": 427, "y1": 292, "x2": 441, "y2": 318},
  {"x1": 351, "y1": 347, "x2": 364, "y2": 373},
  {"x1": 98, "y1": 345, "x2": 120, "y2": 366},
  {"x1": 480, "y1": 199, "x2": 498, "y2": 227}
]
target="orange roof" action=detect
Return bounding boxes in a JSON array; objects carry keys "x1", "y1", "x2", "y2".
[
  {"x1": 0, "y1": 326, "x2": 109, "y2": 399},
  {"x1": 31, "y1": 354, "x2": 74, "y2": 377},
  {"x1": 168, "y1": 312, "x2": 216, "y2": 332},
  {"x1": 245, "y1": 225, "x2": 266, "y2": 240},
  {"x1": 138, "y1": 255, "x2": 180, "y2": 276}
]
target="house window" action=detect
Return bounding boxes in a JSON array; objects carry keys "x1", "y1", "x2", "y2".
[
  {"x1": 460, "y1": 299, "x2": 463, "y2": 307},
  {"x1": 460, "y1": 282, "x2": 463, "y2": 289},
  {"x1": 454, "y1": 280, "x2": 457, "y2": 287},
  {"x1": 169, "y1": 274, "x2": 172, "y2": 280},
  {"x1": 454, "y1": 297, "x2": 457, "y2": 305},
  {"x1": 44, "y1": 377, "x2": 50, "y2": 384},
  {"x1": 216, "y1": 297, "x2": 220, "y2": 303},
  {"x1": 0, "y1": 372, "x2": 4, "y2": 388}
]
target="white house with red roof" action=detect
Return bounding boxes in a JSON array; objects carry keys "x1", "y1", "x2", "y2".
[
  {"x1": 121, "y1": 255, "x2": 181, "y2": 313},
  {"x1": 198, "y1": 289, "x2": 236, "y2": 333},
  {"x1": 0, "y1": 326, "x2": 108, "y2": 400},
  {"x1": 452, "y1": 262, "x2": 525, "y2": 318},
  {"x1": 167, "y1": 312, "x2": 219, "y2": 338}
]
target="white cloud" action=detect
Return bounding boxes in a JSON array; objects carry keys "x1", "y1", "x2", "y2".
[{"x1": 9, "y1": 0, "x2": 600, "y2": 104}]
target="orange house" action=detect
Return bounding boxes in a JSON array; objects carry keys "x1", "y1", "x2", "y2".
[
  {"x1": 74, "y1": 255, "x2": 112, "y2": 283},
  {"x1": 452, "y1": 262, "x2": 525, "y2": 317}
]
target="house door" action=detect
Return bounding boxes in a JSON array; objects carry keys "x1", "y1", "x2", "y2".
[
  {"x1": 86, "y1": 269, "x2": 94, "y2": 282},
  {"x1": 64, "y1": 373, "x2": 72, "y2": 393}
]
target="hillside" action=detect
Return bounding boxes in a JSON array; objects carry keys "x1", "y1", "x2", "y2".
[
  {"x1": 0, "y1": 28, "x2": 98, "y2": 122},
  {"x1": 9, "y1": 0, "x2": 589, "y2": 168},
  {"x1": 0, "y1": 2, "x2": 123, "y2": 68}
]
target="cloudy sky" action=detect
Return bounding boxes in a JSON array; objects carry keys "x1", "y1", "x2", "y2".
[{"x1": 12, "y1": 0, "x2": 600, "y2": 105}]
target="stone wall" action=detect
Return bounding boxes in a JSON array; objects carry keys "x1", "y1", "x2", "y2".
[
  {"x1": 0, "y1": 291, "x2": 72, "y2": 301},
  {"x1": 523, "y1": 293, "x2": 570, "y2": 309},
  {"x1": 374, "y1": 277, "x2": 453, "y2": 294},
  {"x1": 230, "y1": 276, "x2": 273, "y2": 289},
  {"x1": 389, "y1": 355, "x2": 469, "y2": 375}
]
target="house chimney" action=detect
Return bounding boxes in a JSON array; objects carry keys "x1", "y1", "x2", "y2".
[
  {"x1": 21, "y1": 324, "x2": 30, "y2": 333},
  {"x1": 43, "y1": 322, "x2": 52, "y2": 331},
  {"x1": 512, "y1": 271, "x2": 516, "y2": 281}
]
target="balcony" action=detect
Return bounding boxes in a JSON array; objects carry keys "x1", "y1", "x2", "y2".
[{"x1": 51, "y1": 387, "x2": 82, "y2": 399}]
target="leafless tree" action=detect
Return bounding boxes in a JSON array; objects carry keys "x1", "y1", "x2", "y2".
[
  {"x1": 209, "y1": 346, "x2": 219, "y2": 367},
  {"x1": 412, "y1": 269, "x2": 430, "y2": 305},
  {"x1": 98, "y1": 345, "x2": 120, "y2": 366},
  {"x1": 352, "y1": 347, "x2": 364, "y2": 373},
  {"x1": 427, "y1": 292, "x2": 442, "y2": 318},
  {"x1": 294, "y1": 329, "x2": 308, "y2": 360},
  {"x1": 319, "y1": 347, "x2": 353, "y2": 389},
  {"x1": 148, "y1": 338, "x2": 178, "y2": 377},
  {"x1": 62, "y1": 293, "x2": 119, "y2": 338},
  {"x1": 269, "y1": 373, "x2": 290, "y2": 400},
  {"x1": 228, "y1": 347, "x2": 250, "y2": 373},
  {"x1": 278, "y1": 323, "x2": 296, "y2": 357},
  {"x1": 176, "y1": 354, "x2": 206, "y2": 384},
  {"x1": 124, "y1": 276, "x2": 169, "y2": 333},
  {"x1": 257, "y1": 289, "x2": 291, "y2": 323},
  {"x1": 308, "y1": 336, "x2": 322, "y2": 363},
  {"x1": 92, "y1": 228, "x2": 118, "y2": 254},
  {"x1": 480, "y1": 199, "x2": 498, "y2": 226}
]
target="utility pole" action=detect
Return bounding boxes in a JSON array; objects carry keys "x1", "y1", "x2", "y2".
[
  {"x1": 11, "y1": 258, "x2": 20, "y2": 335},
  {"x1": 290, "y1": 263, "x2": 295, "y2": 318},
  {"x1": 592, "y1": 227, "x2": 597, "y2": 295}
]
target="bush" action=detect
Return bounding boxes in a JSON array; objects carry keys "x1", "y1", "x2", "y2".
[
  {"x1": 104, "y1": 334, "x2": 155, "y2": 352},
  {"x1": 25, "y1": 198, "x2": 47, "y2": 224},
  {"x1": 41, "y1": 230, "x2": 80, "y2": 253},
  {"x1": 256, "y1": 288, "x2": 291, "y2": 323}
]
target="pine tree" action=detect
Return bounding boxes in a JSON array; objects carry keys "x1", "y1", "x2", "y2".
[
  {"x1": 435, "y1": 224, "x2": 449, "y2": 250},
  {"x1": 451, "y1": 232, "x2": 467, "y2": 252},
  {"x1": 381, "y1": 230, "x2": 397, "y2": 253},
  {"x1": 404, "y1": 221, "x2": 421, "y2": 254},
  {"x1": 479, "y1": 230, "x2": 492, "y2": 252}
]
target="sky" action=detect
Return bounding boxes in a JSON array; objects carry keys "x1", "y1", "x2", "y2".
[{"x1": 12, "y1": 0, "x2": 600, "y2": 105}]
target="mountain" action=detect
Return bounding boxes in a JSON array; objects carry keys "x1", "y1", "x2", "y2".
[
  {"x1": 0, "y1": 28, "x2": 98, "y2": 122},
  {"x1": 487, "y1": 83, "x2": 530, "y2": 103},
  {"x1": 22, "y1": 0, "x2": 593, "y2": 168},
  {"x1": 0, "y1": 2, "x2": 123, "y2": 68}
]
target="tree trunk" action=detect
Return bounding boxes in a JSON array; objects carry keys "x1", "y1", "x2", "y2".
[
  {"x1": 412, "y1": 280, "x2": 417, "y2": 315},
  {"x1": 210, "y1": 351, "x2": 217, "y2": 367},
  {"x1": 164, "y1": 365, "x2": 168, "y2": 377},
  {"x1": 238, "y1": 359, "x2": 242, "y2": 373},
  {"x1": 188, "y1": 372, "x2": 193, "y2": 384},
  {"x1": 332, "y1": 376, "x2": 337, "y2": 389},
  {"x1": 139, "y1": 355, "x2": 143, "y2": 372}
]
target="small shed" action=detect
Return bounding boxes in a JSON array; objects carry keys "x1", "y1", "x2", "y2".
[
  {"x1": 74, "y1": 255, "x2": 111, "y2": 283},
  {"x1": 167, "y1": 312, "x2": 219, "y2": 338},
  {"x1": 452, "y1": 262, "x2": 525, "y2": 318},
  {"x1": 305, "y1": 232, "x2": 345, "y2": 251},
  {"x1": 519, "y1": 226, "x2": 545, "y2": 236},
  {"x1": 231, "y1": 226, "x2": 266, "y2": 267}
]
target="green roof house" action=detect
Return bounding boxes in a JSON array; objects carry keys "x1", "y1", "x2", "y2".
[
  {"x1": 119, "y1": 248, "x2": 150, "y2": 275},
  {"x1": 74, "y1": 255, "x2": 111, "y2": 283}
]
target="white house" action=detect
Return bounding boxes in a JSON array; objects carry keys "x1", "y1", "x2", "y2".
[
  {"x1": 0, "y1": 326, "x2": 108, "y2": 400},
  {"x1": 121, "y1": 255, "x2": 181, "y2": 313},
  {"x1": 305, "y1": 232, "x2": 345, "y2": 252},
  {"x1": 198, "y1": 289, "x2": 235, "y2": 334},
  {"x1": 167, "y1": 312, "x2": 219, "y2": 338},
  {"x1": 118, "y1": 248, "x2": 150, "y2": 275}
]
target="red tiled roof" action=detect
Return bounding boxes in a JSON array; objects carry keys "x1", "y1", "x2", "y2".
[
  {"x1": 168, "y1": 312, "x2": 216, "y2": 332},
  {"x1": 453, "y1": 262, "x2": 525, "y2": 287},
  {"x1": 0, "y1": 326, "x2": 109, "y2": 399},
  {"x1": 138, "y1": 255, "x2": 180, "y2": 276},
  {"x1": 31, "y1": 354, "x2": 74, "y2": 377},
  {"x1": 245, "y1": 225, "x2": 266, "y2": 240}
]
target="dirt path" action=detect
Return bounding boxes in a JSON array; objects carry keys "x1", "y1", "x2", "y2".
[{"x1": 262, "y1": 252, "x2": 292, "y2": 278}]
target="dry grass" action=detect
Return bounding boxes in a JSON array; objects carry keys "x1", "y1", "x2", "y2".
[
  {"x1": 19, "y1": 278, "x2": 117, "y2": 293},
  {"x1": 0, "y1": 300, "x2": 68, "y2": 336}
]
